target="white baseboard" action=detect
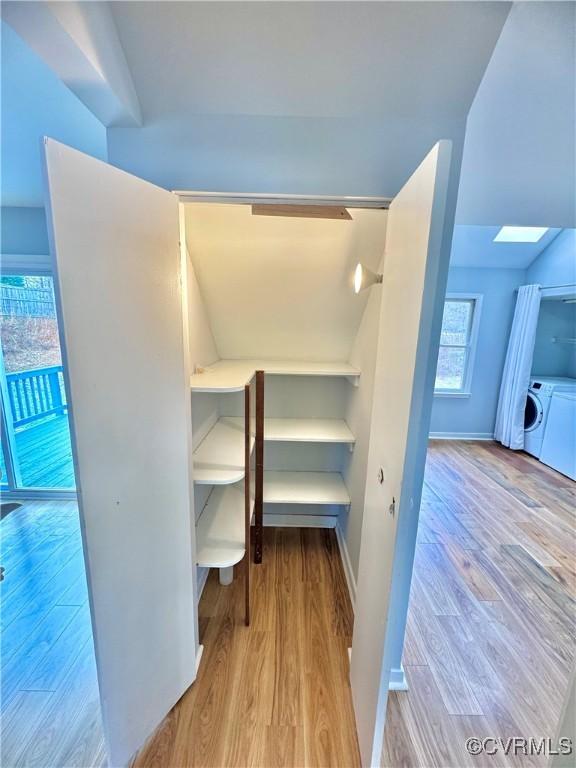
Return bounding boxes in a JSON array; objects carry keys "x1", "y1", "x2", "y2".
[
  {"x1": 335, "y1": 523, "x2": 357, "y2": 613},
  {"x1": 195, "y1": 644, "x2": 204, "y2": 676},
  {"x1": 336, "y1": 527, "x2": 408, "y2": 692},
  {"x1": 429, "y1": 432, "x2": 494, "y2": 441},
  {"x1": 262, "y1": 513, "x2": 337, "y2": 528},
  {"x1": 389, "y1": 665, "x2": 408, "y2": 691}
]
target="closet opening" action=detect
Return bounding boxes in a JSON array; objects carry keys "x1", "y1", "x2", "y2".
[
  {"x1": 150, "y1": 195, "x2": 388, "y2": 766},
  {"x1": 43, "y1": 138, "x2": 454, "y2": 766}
]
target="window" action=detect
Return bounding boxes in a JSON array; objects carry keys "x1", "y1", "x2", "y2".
[
  {"x1": 434, "y1": 294, "x2": 482, "y2": 395},
  {"x1": 0, "y1": 273, "x2": 75, "y2": 491}
]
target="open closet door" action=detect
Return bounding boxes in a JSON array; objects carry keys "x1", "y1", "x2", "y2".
[
  {"x1": 43, "y1": 139, "x2": 197, "y2": 767},
  {"x1": 350, "y1": 141, "x2": 452, "y2": 767}
]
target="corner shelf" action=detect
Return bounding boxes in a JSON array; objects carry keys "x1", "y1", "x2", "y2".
[
  {"x1": 193, "y1": 418, "x2": 254, "y2": 484},
  {"x1": 263, "y1": 471, "x2": 350, "y2": 505},
  {"x1": 196, "y1": 483, "x2": 250, "y2": 568},
  {"x1": 190, "y1": 359, "x2": 360, "y2": 392}
]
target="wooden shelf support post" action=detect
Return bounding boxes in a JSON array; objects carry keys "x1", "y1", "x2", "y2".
[
  {"x1": 244, "y1": 381, "x2": 251, "y2": 626},
  {"x1": 254, "y1": 370, "x2": 265, "y2": 564}
]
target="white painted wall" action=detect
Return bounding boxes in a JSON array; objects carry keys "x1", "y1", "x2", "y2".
[
  {"x1": 456, "y1": 2, "x2": 575, "y2": 228},
  {"x1": 527, "y1": 229, "x2": 576, "y2": 287},
  {"x1": 185, "y1": 248, "x2": 219, "y2": 373},
  {"x1": 184, "y1": 203, "x2": 387, "y2": 362},
  {"x1": 182, "y1": 231, "x2": 221, "y2": 593},
  {"x1": 430, "y1": 267, "x2": 526, "y2": 438}
]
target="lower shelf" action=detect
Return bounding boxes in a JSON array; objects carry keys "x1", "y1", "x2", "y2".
[
  {"x1": 196, "y1": 483, "x2": 248, "y2": 568},
  {"x1": 263, "y1": 471, "x2": 350, "y2": 505}
]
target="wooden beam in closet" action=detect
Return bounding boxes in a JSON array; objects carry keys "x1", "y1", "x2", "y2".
[
  {"x1": 254, "y1": 370, "x2": 265, "y2": 565},
  {"x1": 251, "y1": 204, "x2": 352, "y2": 220},
  {"x1": 244, "y1": 381, "x2": 251, "y2": 626}
]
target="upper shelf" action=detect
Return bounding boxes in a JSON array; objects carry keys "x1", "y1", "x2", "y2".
[
  {"x1": 193, "y1": 418, "x2": 253, "y2": 484},
  {"x1": 190, "y1": 359, "x2": 360, "y2": 392}
]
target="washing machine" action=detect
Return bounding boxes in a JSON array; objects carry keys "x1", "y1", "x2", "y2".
[{"x1": 524, "y1": 376, "x2": 576, "y2": 458}]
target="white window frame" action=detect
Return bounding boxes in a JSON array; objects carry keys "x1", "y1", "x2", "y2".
[{"x1": 434, "y1": 293, "x2": 483, "y2": 397}]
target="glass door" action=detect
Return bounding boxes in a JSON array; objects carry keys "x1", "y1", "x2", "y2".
[{"x1": 0, "y1": 273, "x2": 75, "y2": 492}]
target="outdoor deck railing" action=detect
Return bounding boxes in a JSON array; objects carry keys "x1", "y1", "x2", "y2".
[{"x1": 6, "y1": 366, "x2": 67, "y2": 428}]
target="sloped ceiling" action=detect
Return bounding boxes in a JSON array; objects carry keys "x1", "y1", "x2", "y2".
[
  {"x1": 184, "y1": 204, "x2": 387, "y2": 361},
  {"x1": 107, "y1": 1, "x2": 510, "y2": 196}
]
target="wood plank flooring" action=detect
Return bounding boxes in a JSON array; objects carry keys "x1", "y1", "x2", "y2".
[
  {"x1": 382, "y1": 440, "x2": 576, "y2": 768},
  {"x1": 3, "y1": 440, "x2": 573, "y2": 768},
  {"x1": 133, "y1": 527, "x2": 360, "y2": 768},
  {"x1": 0, "y1": 500, "x2": 105, "y2": 768}
]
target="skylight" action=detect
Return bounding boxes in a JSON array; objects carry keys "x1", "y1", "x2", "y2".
[{"x1": 494, "y1": 226, "x2": 549, "y2": 243}]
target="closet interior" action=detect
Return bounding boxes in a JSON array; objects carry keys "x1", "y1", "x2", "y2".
[{"x1": 184, "y1": 202, "x2": 389, "y2": 616}]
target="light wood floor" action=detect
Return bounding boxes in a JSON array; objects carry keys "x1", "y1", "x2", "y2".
[
  {"x1": 383, "y1": 440, "x2": 576, "y2": 768},
  {"x1": 0, "y1": 499, "x2": 105, "y2": 768},
  {"x1": 133, "y1": 527, "x2": 360, "y2": 768},
  {"x1": 3, "y1": 440, "x2": 574, "y2": 768}
]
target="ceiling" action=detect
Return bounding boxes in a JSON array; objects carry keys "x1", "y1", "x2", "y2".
[
  {"x1": 184, "y1": 203, "x2": 387, "y2": 361},
  {"x1": 450, "y1": 225, "x2": 562, "y2": 269},
  {"x1": 110, "y1": 2, "x2": 509, "y2": 122},
  {"x1": 106, "y1": 1, "x2": 510, "y2": 197}
]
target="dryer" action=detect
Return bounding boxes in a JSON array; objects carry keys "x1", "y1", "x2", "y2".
[
  {"x1": 540, "y1": 391, "x2": 576, "y2": 480},
  {"x1": 524, "y1": 376, "x2": 576, "y2": 458}
]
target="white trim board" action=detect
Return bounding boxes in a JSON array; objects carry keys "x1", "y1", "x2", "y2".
[
  {"x1": 1, "y1": 254, "x2": 53, "y2": 272},
  {"x1": 197, "y1": 566, "x2": 209, "y2": 601},
  {"x1": 261, "y1": 513, "x2": 338, "y2": 528},
  {"x1": 429, "y1": 432, "x2": 494, "y2": 440},
  {"x1": 195, "y1": 644, "x2": 204, "y2": 676},
  {"x1": 335, "y1": 525, "x2": 406, "y2": 692},
  {"x1": 335, "y1": 523, "x2": 357, "y2": 612},
  {"x1": 388, "y1": 665, "x2": 408, "y2": 691},
  {"x1": 176, "y1": 190, "x2": 391, "y2": 209}
]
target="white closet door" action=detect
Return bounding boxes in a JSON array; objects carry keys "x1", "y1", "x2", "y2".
[
  {"x1": 350, "y1": 141, "x2": 452, "y2": 767},
  {"x1": 43, "y1": 139, "x2": 197, "y2": 767}
]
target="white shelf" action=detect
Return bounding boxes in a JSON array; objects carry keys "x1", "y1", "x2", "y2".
[
  {"x1": 196, "y1": 484, "x2": 248, "y2": 568},
  {"x1": 190, "y1": 359, "x2": 361, "y2": 392},
  {"x1": 264, "y1": 418, "x2": 355, "y2": 444},
  {"x1": 224, "y1": 417, "x2": 355, "y2": 444},
  {"x1": 193, "y1": 418, "x2": 253, "y2": 484},
  {"x1": 263, "y1": 471, "x2": 350, "y2": 505}
]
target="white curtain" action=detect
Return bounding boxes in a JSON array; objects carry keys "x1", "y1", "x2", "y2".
[{"x1": 494, "y1": 284, "x2": 541, "y2": 449}]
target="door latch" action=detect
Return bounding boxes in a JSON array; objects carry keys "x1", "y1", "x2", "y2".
[{"x1": 389, "y1": 497, "x2": 396, "y2": 517}]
